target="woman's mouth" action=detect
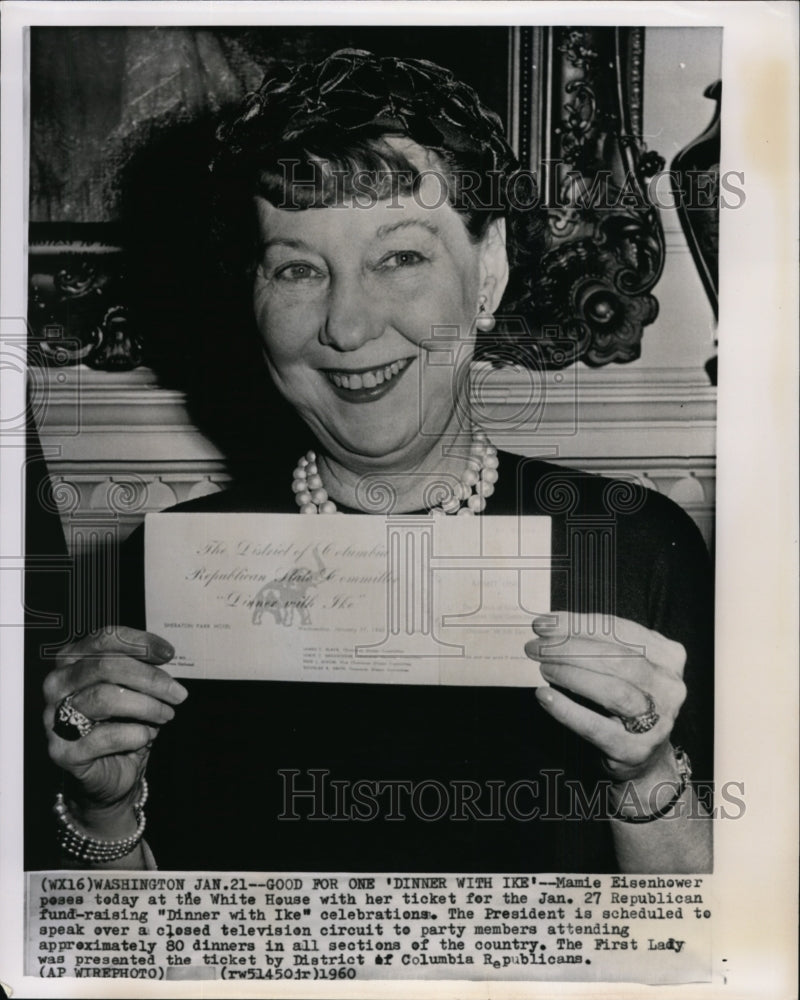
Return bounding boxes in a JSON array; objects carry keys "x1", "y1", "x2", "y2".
[{"x1": 322, "y1": 358, "x2": 413, "y2": 403}]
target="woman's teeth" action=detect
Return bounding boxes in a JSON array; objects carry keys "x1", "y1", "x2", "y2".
[{"x1": 328, "y1": 359, "x2": 409, "y2": 391}]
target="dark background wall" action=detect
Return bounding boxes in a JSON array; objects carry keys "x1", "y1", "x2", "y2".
[{"x1": 30, "y1": 26, "x2": 511, "y2": 222}]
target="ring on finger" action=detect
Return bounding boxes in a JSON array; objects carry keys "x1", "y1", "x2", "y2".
[
  {"x1": 617, "y1": 693, "x2": 659, "y2": 734},
  {"x1": 53, "y1": 693, "x2": 97, "y2": 741}
]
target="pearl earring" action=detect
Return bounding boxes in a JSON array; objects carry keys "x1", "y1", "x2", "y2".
[{"x1": 476, "y1": 297, "x2": 496, "y2": 332}]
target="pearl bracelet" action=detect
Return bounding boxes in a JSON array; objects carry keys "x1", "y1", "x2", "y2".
[{"x1": 54, "y1": 780, "x2": 148, "y2": 863}]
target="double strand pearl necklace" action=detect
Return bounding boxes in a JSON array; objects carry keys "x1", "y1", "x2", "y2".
[{"x1": 291, "y1": 433, "x2": 499, "y2": 515}]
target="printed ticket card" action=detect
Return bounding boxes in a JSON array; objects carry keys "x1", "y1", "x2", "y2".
[{"x1": 145, "y1": 512, "x2": 551, "y2": 685}]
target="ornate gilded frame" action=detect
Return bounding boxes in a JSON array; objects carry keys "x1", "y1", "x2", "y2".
[{"x1": 508, "y1": 26, "x2": 665, "y2": 368}]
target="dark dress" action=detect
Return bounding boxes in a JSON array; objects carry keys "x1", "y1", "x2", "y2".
[{"x1": 117, "y1": 453, "x2": 713, "y2": 873}]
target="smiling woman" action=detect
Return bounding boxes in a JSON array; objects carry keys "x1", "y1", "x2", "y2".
[
  {"x1": 252, "y1": 155, "x2": 506, "y2": 493},
  {"x1": 40, "y1": 49, "x2": 713, "y2": 875}
]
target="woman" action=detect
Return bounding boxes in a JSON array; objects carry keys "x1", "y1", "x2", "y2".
[{"x1": 42, "y1": 50, "x2": 713, "y2": 873}]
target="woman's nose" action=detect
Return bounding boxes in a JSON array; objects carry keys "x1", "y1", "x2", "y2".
[{"x1": 321, "y1": 275, "x2": 384, "y2": 351}]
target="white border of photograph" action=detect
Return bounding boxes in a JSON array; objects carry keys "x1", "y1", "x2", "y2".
[{"x1": 1, "y1": 2, "x2": 797, "y2": 998}]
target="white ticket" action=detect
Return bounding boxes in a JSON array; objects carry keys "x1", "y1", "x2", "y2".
[{"x1": 145, "y1": 512, "x2": 550, "y2": 685}]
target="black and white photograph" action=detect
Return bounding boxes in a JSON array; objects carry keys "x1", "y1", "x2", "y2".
[{"x1": 0, "y1": 1, "x2": 796, "y2": 996}]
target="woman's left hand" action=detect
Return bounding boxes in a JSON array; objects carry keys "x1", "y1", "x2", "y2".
[{"x1": 525, "y1": 614, "x2": 687, "y2": 783}]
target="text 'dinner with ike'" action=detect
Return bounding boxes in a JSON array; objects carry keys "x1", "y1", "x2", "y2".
[{"x1": 28, "y1": 871, "x2": 712, "y2": 983}]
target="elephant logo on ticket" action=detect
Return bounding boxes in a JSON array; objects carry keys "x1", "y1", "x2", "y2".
[{"x1": 251, "y1": 546, "x2": 327, "y2": 627}]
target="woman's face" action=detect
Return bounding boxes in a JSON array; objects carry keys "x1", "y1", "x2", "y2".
[{"x1": 252, "y1": 140, "x2": 507, "y2": 472}]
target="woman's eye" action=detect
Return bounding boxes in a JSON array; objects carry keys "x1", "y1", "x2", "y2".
[
  {"x1": 274, "y1": 262, "x2": 325, "y2": 282},
  {"x1": 378, "y1": 250, "x2": 426, "y2": 270}
]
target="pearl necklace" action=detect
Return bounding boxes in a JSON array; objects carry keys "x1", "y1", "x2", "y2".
[{"x1": 291, "y1": 433, "x2": 499, "y2": 515}]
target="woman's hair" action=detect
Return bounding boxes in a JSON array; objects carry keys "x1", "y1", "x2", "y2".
[{"x1": 210, "y1": 48, "x2": 547, "y2": 364}]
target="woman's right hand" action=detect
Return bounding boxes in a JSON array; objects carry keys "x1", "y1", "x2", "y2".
[{"x1": 43, "y1": 627, "x2": 187, "y2": 828}]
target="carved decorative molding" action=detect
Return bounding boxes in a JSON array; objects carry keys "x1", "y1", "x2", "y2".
[
  {"x1": 28, "y1": 225, "x2": 143, "y2": 371},
  {"x1": 46, "y1": 461, "x2": 714, "y2": 552},
  {"x1": 48, "y1": 471, "x2": 229, "y2": 551},
  {"x1": 35, "y1": 365, "x2": 716, "y2": 460},
  {"x1": 35, "y1": 366, "x2": 716, "y2": 550},
  {"x1": 466, "y1": 362, "x2": 716, "y2": 459}
]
